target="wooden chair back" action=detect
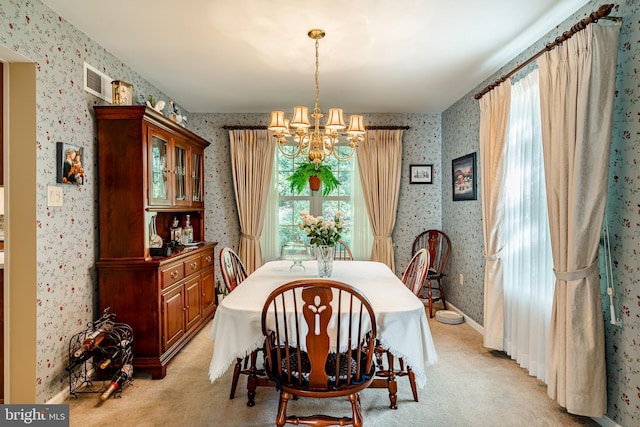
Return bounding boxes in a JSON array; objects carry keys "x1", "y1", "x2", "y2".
[
  {"x1": 261, "y1": 279, "x2": 377, "y2": 426},
  {"x1": 334, "y1": 240, "x2": 354, "y2": 261},
  {"x1": 411, "y1": 230, "x2": 451, "y2": 277},
  {"x1": 401, "y1": 248, "x2": 430, "y2": 296},
  {"x1": 219, "y1": 247, "x2": 248, "y2": 292}
]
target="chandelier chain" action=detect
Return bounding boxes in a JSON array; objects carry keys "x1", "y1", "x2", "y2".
[
  {"x1": 314, "y1": 36, "x2": 320, "y2": 116},
  {"x1": 268, "y1": 29, "x2": 365, "y2": 165}
]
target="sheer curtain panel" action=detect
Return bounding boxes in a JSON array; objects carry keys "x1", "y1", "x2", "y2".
[
  {"x1": 538, "y1": 24, "x2": 619, "y2": 417},
  {"x1": 503, "y1": 69, "x2": 554, "y2": 382},
  {"x1": 350, "y1": 154, "x2": 373, "y2": 260}
]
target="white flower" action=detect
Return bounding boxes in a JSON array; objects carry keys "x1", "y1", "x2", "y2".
[{"x1": 298, "y1": 211, "x2": 347, "y2": 247}]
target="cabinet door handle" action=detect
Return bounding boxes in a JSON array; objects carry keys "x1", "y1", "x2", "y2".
[
  {"x1": 205, "y1": 256, "x2": 212, "y2": 263},
  {"x1": 190, "y1": 262, "x2": 197, "y2": 270},
  {"x1": 183, "y1": 307, "x2": 187, "y2": 311},
  {"x1": 170, "y1": 270, "x2": 179, "y2": 279}
]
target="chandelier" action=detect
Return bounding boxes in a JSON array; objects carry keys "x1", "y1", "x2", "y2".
[{"x1": 268, "y1": 29, "x2": 365, "y2": 165}]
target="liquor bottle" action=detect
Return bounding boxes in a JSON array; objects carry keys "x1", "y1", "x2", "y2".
[
  {"x1": 100, "y1": 364, "x2": 134, "y2": 400},
  {"x1": 73, "y1": 323, "x2": 113, "y2": 358},
  {"x1": 99, "y1": 339, "x2": 132, "y2": 370},
  {"x1": 170, "y1": 216, "x2": 182, "y2": 244},
  {"x1": 183, "y1": 214, "x2": 193, "y2": 244}
]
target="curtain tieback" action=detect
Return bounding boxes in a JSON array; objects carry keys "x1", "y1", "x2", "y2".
[
  {"x1": 374, "y1": 235, "x2": 391, "y2": 241},
  {"x1": 553, "y1": 259, "x2": 598, "y2": 281},
  {"x1": 241, "y1": 232, "x2": 258, "y2": 241},
  {"x1": 483, "y1": 247, "x2": 503, "y2": 261}
]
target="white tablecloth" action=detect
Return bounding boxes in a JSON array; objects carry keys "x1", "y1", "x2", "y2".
[{"x1": 208, "y1": 260, "x2": 437, "y2": 387}]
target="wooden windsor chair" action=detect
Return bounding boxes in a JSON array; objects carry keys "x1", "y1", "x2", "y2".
[
  {"x1": 334, "y1": 240, "x2": 354, "y2": 261},
  {"x1": 261, "y1": 279, "x2": 377, "y2": 427},
  {"x1": 411, "y1": 230, "x2": 451, "y2": 318},
  {"x1": 219, "y1": 247, "x2": 269, "y2": 405},
  {"x1": 371, "y1": 248, "x2": 429, "y2": 408}
]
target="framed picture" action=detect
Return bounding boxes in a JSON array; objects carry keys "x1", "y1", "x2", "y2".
[
  {"x1": 56, "y1": 142, "x2": 86, "y2": 185},
  {"x1": 452, "y1": 152, "x2": 477, "y2": 201},
  {"x1": 409, "y1": 164, "x2": 433, "y2": 184}
]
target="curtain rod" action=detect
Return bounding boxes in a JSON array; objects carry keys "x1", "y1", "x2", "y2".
[
  {"x1": 222, "y1": 125, "x2": 411, "y2": 130},
  {"x1": 474, "y1": 4, "x2": 619, "y2": 100}
]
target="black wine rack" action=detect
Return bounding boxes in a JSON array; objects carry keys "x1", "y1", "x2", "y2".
[{"x1": 67, "y1": 308, "x2": 134, "y2": 399}]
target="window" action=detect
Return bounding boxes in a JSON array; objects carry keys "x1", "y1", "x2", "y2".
[{"x1": 261, "y1": 143, "x2": 372, "y2": 261}]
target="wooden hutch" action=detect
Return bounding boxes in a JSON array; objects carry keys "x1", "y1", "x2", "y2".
[{"x1": 94, "y1": 105, "x2": 217, "y2": 379}]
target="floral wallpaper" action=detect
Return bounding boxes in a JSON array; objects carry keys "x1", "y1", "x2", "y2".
[
  {"x1": 1, "y1": 0, "x2": 637, "y2": 425},
  {"x1": 442, "y1": 1, "x2": 640, "y2": 425},
  {"x1": 0, "y1": 0, "x2": 187, "y2": 402}
]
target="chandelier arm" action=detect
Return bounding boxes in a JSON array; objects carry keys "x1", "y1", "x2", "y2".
[
  {"x1": 277, "y1": 141, "x2": 304, "y2": 159},
  {"x1": 330, "y1": 143, "x2": 357, "y2": 162}
]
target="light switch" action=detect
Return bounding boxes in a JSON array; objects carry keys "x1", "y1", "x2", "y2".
[{"x1": 47, "y1": 185, "x2": 63, "y2": 207}]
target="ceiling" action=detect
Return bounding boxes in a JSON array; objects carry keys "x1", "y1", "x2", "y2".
[{"x1": 41, "y1": 0, "x2": 590, "y2": 114}]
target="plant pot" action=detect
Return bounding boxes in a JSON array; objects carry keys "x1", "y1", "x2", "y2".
[{"x1": 308, "y1": 175, "x2": 321, "y2": 191}]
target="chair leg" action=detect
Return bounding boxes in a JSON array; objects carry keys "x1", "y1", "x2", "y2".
[
  {"x1": 276, "y1": 392, "x2": 291, "y2": 427},
  {"x1": 350, "y1": 393, "x2": 364, "y2": 427},
  {"x1": 229, "y1": 358, "x2": 242, "y2": 399},
  {"x1": 407, "y1": 365, "x2": 419, "y2": 402},
  {"x1": 386, "y1": 351, "x2": 398, "y2": 409},
  {"x1": 438, "y1": 278, "x2": 448, "y2": 310},
  {"x1": 427, "y1": 281, "x2": 434, "y2": 318}
]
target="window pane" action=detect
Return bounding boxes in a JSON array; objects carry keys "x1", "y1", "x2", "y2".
[
  {"x1": 275, "y1": 143, "x2": 354, "y2": 252},
  {"x1": 278, "y1": 199, "x2": 310, "y2": 246}
]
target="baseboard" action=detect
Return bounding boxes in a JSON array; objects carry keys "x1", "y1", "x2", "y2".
[
  {"x1": 46, "y1": 365, "x2": 97, "y2": 404},
  {"x1": 441, "y1": 304, "x2": 623, "y2": 427},
  {"x1": 444, "y1": 302, "x2": 484, "y2": 335},
  {"x1": 47, "y1": 388, "x2": 69, "y2": 404},
  {"x1": 592, "y1": 416, "x2": 623, "y2": 427}
]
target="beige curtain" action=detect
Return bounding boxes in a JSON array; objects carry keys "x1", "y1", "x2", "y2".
[
  {"x1": 538, "y1": 24, "x2": 619, "y2": 417},
  {"x1": 479, "y1": 82, "x2": 511, "y2": 351},
  {"x1": 356, "y1": 129, "x2": 403, "y2": 271},
  {"x1": 229, "y1": 129, "x2": 275, "y2": 274}
]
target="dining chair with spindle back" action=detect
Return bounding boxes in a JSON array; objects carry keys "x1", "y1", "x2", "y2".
[
  {"x1": 261, "y1": 279, "x2": 377, "y2": 427},
  {"x1": 334, "y1": 240, "x2": 354, "y2": 261},
  {"x1": 411, "y1": 230, "x2": 451, "y2": 318},
  {"x1": 373, "y1": 248, "x2": 429, "y2": 407},
  {"x1": 219, "y1": 247, "x2": 265, "y2": 404}
]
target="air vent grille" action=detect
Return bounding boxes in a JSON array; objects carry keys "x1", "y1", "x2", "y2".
[{"x1": 83, "y1": 62, "x2": 112, "y2": 103}]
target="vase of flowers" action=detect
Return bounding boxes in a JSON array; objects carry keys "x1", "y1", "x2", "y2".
[{"x1": 299, "y1": 210, "x2": 346, "y2": 278}]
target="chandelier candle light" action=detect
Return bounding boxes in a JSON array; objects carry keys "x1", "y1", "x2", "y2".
[{"x1": 269, "y1": 29, "x2": 365, "y2": 167}]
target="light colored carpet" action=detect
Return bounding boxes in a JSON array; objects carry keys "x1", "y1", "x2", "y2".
[{"x1": 66, "y1": 310, "x2": 599, "y2": 427}]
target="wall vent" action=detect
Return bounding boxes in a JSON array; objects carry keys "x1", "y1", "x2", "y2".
[{"x1": 83, "y1": 62, "x2": 112, "y2": 103}]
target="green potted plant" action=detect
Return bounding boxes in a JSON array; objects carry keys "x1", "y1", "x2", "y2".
[{"x1": 287, "y1": 162, "x2": 340, "y2": 197}]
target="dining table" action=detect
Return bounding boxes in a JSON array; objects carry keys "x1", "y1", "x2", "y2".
[{"x1": 208, "y1": 259, "x2": 438, "y2": 407}]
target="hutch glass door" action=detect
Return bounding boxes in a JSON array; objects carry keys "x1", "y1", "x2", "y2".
[{"x1": 149, "y1": 131, "x2": 170, "y2": 206}]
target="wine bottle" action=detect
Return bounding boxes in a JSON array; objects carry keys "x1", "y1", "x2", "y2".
[
  {"x1": 100, "y1": 364, "x2": 133, "y2": 401},
  {"x1": 99, "y1": 339, "x2": 132, "y2": 370},
  {"x1": 73, "y1": 323, "x2": 113, "y2": 358},
  {"x1": 65, "y1": 347, "x2": 95, "y2": 372}
]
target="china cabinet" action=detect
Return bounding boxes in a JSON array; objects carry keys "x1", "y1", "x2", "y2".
[{"x1": 94, "y1": 105, "x2": 216, "y2": 379}]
